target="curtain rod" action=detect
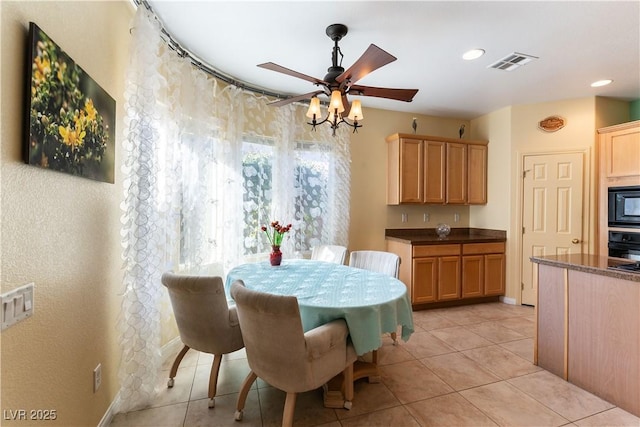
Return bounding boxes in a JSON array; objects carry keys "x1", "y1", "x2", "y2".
[{"x1": 133, "y1": 0, "x2": 289, "y2": 101}]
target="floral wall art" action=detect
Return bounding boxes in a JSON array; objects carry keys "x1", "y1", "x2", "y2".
[{"x1": 24, "y1": 22, "x2": 115, "y2": 183}]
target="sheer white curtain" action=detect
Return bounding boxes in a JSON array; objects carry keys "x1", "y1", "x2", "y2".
[{"x1": 118, "y1": 7, "x2": 351, "y2": 412}]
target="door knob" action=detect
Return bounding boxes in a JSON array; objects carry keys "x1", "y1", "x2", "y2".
[{"x1": 571, "y1": 238, "x2": 580, "y2": 244}]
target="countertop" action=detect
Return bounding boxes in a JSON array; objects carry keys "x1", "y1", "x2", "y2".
[
  {"x1": 385, "y1": 228, "x2": 506, "y2": 245},
  {"x1": 530, "y1": 253, "x2": 640, "y2": 283}
]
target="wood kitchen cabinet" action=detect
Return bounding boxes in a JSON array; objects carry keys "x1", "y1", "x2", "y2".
[
  {"x1": 387, "y1": 236, "x2": 505, "y2": 307},
  {"x1": 386, "y1": 133, "x2": 488, "y2": 205},
  {"x1": 597, "y1": 120, "x2": 640, "y2": 257},
  {"x1": 462, "y1": 242, "x2": 506, "y2": 297},
  {"x1": 438, "y1": 255, "x2": 461, "y2": 300},
  {"x1": 484, "y1": 253, "x2": 506, "y2": 295},
  {"x1": 599, "y1": 120, "x2": 640, "y2": 179},
  {"x1": 390, "y1": 136, "x2": 423, "y2": 203},
  {"x1": 467, "y1": 143, "x2": 488, "y2": 204},
  {"x1": 445, "y1": 143, "x2": 467, "y2": 204},
  {"x1": 424, "y1": 141, "x2": 446, "y2": 203},
  {"x1": 412, "y1": 244, "x2": 460, "y2": 303},
  {"x1": 386, "y1": 228, "x2": 506, "y2": 308},
  {"x1": 461, "y1": 255, "x2": 483, "y2": 298}
]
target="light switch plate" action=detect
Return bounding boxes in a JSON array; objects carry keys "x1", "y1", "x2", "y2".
[{"x1": 1, "y1": 283, "x2": 34, "y2": 331}]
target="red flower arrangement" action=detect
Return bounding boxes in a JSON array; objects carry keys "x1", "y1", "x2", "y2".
[{"x1": 261, "y1": 221, "x2": 292, "y2": 246}]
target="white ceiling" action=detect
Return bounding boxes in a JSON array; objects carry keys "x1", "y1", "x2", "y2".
[{"x1": 147, "y1": 1, "x2": 640, "y2": 119}]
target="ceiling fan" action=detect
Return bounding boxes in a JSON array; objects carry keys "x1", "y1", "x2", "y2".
[{"x1": 257, "y1": 23, "x2": 419, "y2": 134}]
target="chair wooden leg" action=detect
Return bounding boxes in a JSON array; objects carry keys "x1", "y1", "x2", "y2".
[
  {"x1": 282, "y1": 392, "x2": 297, "y2": 427},
  {"x1": 208, "y1": 354, "x2": 223, "y2": 408},
  {"x1": 168, "y1": 345, "x2": 190, "y2": 388},
  {"x1": 234, "y1": 371, "x2": 258, "y2": 421},
  {"x1": 342, "y1": 363, "x2": 354, "y2": 410}
]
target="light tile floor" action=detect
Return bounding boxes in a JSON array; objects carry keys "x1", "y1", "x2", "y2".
[{"x1": 109, "y1": 302, "x2": 640, "y2": 427}]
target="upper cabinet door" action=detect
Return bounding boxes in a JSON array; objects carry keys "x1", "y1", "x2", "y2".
[
  {"x1": 446, "y1": 143, "x2": 467, "y2": 204},
  {"x1": 467, "y1": 143, "x2": 488, "y2": 204},
  {"x1": 603, "y1": 126, "x2": 640, "y2": 178},
  {"x1": 424, "y1": 141, "x2": 446, "y2": 203},
  {"x1": 386, "y1": 133, "x2": 488, "y2": 205},
  {"x1": 399, "y1": 138, "x2": 424, "y2": 203}
]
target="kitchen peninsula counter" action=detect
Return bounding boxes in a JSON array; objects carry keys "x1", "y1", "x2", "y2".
[
  {"x1": 530, "y1": 254, "x2": 639, "y2": 417},
  {"x1": 530, "y1": 253, "x2": 640, "y2": 283}
]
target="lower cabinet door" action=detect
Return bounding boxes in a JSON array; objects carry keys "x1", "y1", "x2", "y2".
[
  {"x1": 462, "y1": 255, "x2": 484, "y2": 298},
  {"x1": 438, "y1": 256, "x2": 461, "y2": 300},
  {"x1": 412, "y1": 257, "x2": 437, "y2": 303},
  {"x1": 484, "y1": 253, "x2": 506, "y2": 295}
]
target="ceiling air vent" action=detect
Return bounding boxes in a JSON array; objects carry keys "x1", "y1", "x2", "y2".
[{"x1": 488, "y1": 52, "x2": 538, "y2": 71}]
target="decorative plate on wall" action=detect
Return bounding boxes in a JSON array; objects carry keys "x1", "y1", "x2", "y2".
[{"x1": 538, "y1": 115, "x2": 566, "y2": 132}]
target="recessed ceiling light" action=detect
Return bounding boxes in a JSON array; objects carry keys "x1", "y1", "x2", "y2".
[
  {"x1": 462, "y1": 49, "x2": 485, "y2": 60},
  {"x1": 591, "y1": 79, "x2": 613, "y2": 87}
]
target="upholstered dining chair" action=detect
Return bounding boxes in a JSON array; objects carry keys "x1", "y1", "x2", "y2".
[
  {"x1": 348, "y1": 250, "x2": 401, "y2": 344},
  {"x1": 310, "y1": 244, "x2": 348, "y2": 264},
  {"x1": 230, "y1": 280, "x2": 356, "y2": 427},
  {"x1": 348, "y1": 250, "x2": 400, "y2": 279},
  {"x1": 161, "y1": 272, "x2": 244, "y2": 409}
]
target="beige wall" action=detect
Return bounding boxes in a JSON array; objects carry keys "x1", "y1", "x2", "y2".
[
  {"x1": 595, "y1": 97, "x2": 631, "y2": 130},
  {"x1": 470, "y1": 97, "x2": 630, "y2": 302},
  {"x1": 469, "y1": 106, "x2": 512, "y2": 230},
  {"x1": 1, "y1": 1, "x2": 133, "y2": 426},
  {"x1": 349, "y1": 108, "x2": 471, "y2": 250}
]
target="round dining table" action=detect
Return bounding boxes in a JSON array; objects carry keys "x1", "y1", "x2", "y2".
[{"x1": 224, "y1": 258, "x2": 414, "y2": 356}]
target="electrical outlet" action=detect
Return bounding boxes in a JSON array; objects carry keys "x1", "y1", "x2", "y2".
[
  {"x1": 93, "y1": 363, "x2": 102, "y2": 393},
  {"x1": 423, "y1": 213, "x2": 430, "y2": 222},
  {"x1": 401, "y1": 213, "x2": 408, "y2": 223},
  {"x1": 454, "y1": 213, "x2": 460, "y2": 222}
]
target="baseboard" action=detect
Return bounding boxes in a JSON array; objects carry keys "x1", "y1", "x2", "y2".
[
  {"x1": 97, "y1": 391, "x2": 121, "y2": 427},
  {"x1": 500, "y1": 296, "x2": 516, "y2": 305},
  {"x1": 98, "y1": 337, "x2": 182, "y2": 426},
  {"x1": 162, "y1": 336, "x2": 183, "y2": 362}
]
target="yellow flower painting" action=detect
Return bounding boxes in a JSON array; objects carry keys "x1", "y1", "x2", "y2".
[{"x1": 25, "y1": 22, "x2": 115, "y2": 183}]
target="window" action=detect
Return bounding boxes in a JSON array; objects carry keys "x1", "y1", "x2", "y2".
[
  {"x1": 242, "y1": 137, "x2": 274, "y2": 255},
  {"x1": 241, "y1": 137, "x2": 332, "y2": 256},
  {"x1": 293, "y1": 142, "x2": 331, "y2": 252}
]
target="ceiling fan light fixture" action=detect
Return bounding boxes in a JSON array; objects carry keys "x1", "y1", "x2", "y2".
[
  {"x1": 260, "y1": 23, "x2": 415, "y2": 136},
  {"x1": 306, "y1": 96, "x2": 322, "y2": 119},
  {"x1": 591, "y1": 79, "x2": 613, "y2": 87},
  {"x1": 329, "y1": 90, "x2": 345, "y2": 114},
  {"x1": 347, "y1": 99, "x2": 364, "y2": 121},
  {"x1": 462, "y1": 49, "x2": 485, "y2": 60}
]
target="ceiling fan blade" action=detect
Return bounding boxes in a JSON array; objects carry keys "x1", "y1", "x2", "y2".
[
  {"x1": 335, "y1": 44, "x2": 397, "y2": 85},
  {"x1": 258, "y1": 62, "x2": 325, "y2": 85},
  {"x1": 267, "y1": 91, "x2": 324, "y2": 107},
  {"x1": 349, "y1": 85, "x2": 418, "y2": 102}
]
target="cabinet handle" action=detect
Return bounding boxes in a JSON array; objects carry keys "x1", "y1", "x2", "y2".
[{"x1": 571, "y1": 238, "x2": 580, "y2": 244}]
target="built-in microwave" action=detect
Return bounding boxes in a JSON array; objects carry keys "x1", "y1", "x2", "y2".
[{"x1": 609, "y1": 186, "x2": 640, "y2": 228}]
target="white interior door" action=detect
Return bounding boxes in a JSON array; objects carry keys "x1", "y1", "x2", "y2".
[{"x1": 521, "y1": 152, "x2": 584, "y2": 306}]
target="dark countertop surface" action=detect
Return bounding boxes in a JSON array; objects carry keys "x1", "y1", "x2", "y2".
[
  {"x1": 385, "y1": 228, "x2": 506, "y2": 245},
  {"x1": 530, "y1": 254, "x2": 640, "y2": 283}
]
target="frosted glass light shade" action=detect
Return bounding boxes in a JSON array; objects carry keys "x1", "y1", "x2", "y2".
[
  {"x1": 306, "y1": 97, "x2": 322, "y2": 118},
  {"x1": 329, "y1": 90, "x2": 345, "y2": 114},
  {"x1": 347, "y1": 99, "x2": 364, "y2": 121}
]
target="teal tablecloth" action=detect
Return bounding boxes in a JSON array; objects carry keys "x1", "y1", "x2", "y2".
[{"x1": 225, "y1": 259, "x2": 414, "y2": 355}]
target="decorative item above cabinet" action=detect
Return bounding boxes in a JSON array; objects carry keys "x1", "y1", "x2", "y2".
[{"x1": 386, "y1": 133, "x2": 488, "y2": 205}]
